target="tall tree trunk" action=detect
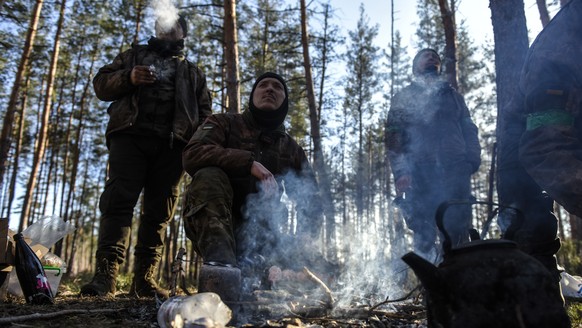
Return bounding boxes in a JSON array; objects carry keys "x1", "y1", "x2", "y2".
[
  {"x1": 134, "y1": 0, "x2": 145, "y2": 45},
  {"x1": 58, "y1": 43, "x2": 86, "y2": 221},
  {"x1": 490, "y1": 0, "x2": 528, "y2": 133},
  {"x1": 314, "y1": 3, "x2": 337, "y2": 251},
  {"x1": 224, "y1": 0, "x2": 240, "y2": 113},
  {"x1": 65, "y1": 46, "x2": 96, "y2": 220},
  {"x1": 536, "y1": 0, "x2": 551, "y2": 27},
  {"x1": 0, "y1": 0, "x2": 44, "y2": 200},
  {"x1": 5, "y1": 75, "x2": 30, "y2": 219},
  {"x1": 438, "y1": 0, "x2": 458, "y2": 89},
  {"x1": 55, "y1": 46, "x2": 97, "y2": 257},
  {"x1": 300, "y1": 0, "x2": 336, "y2": 254},
  {"x1": 490, "y1": 0, "x2": 529, "y2": 222},
  {"x1": 20, "y1": 0, "x2": 67, "y2": 230}
]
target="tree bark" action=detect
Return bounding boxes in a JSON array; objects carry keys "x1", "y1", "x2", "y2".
[
  {"x1": 134, "y1": 0, "x2": 146, "y2": 45},
  {"x1": 5, "y1": 75, "x2": 30, "y2": 219},
  {"x1": 438, "y1": 0, "x2": 458, "y2": 89},
  {"x1": 490, "y1": 0, "x2": 529, "y2": 230},
  {"x1": 490, "y1": 0, "x2": 528, "y2": 132},
  {"x1": 20, "y1": 0, "x2": 67, "y2": 230},
  {"x1": 536, "y1": 0, "x2": 551, "y2": 27},
  {"x1": 0, "y1": 0, "x2": 44, "y2": 198},
  {"x1": 300, "y1": 0, "x2": 336, "y2": 253},
  {"x1": 224, "y1": 0, "x2": 240, "y2": 113}
]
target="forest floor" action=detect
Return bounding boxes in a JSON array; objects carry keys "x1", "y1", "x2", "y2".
[
  {"x1": 2, "y1": 274, "x2": 582, "y2": 328},
  {"x1": 0, "y1": 292, "x2": 429, "y2": 327},
  {"x1": 0, "y1": 293, "x2": 431, "y2": 327},
  {"x1": 0, "y1": 272, "x2": 430, "y2": 328}
]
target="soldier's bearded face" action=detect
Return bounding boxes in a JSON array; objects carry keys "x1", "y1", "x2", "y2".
[{"x1": 252, "y1": 78, "x2": 286, "y2": 111}]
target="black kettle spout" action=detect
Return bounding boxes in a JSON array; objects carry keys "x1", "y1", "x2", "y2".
[{"x1": 402, "y1": 252, "x2": 442, "y2": 292}]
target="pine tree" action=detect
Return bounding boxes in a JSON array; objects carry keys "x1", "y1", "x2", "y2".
[{"x1": 342, "y1": 4, "x2": 381, "y2": 222}]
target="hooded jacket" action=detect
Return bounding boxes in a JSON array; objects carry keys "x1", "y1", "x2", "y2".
[{"x1": 93, "y1": 43, "x2": 212, "y2": 148}]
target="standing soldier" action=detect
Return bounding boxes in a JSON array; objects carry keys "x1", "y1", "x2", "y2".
[
  {"x1": 386, "y1": 49, "x2": 481, "y2": 258},
  {"x1": 80, "y1": 14, "x2": 212, "y2": 298}
]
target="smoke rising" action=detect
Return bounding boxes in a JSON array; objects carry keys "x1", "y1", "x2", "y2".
[
  {"x1": 237, "y1": 170, "x2": 410, "y2": 310},
  {"x1": 150, "y1": 0, "x2": 179, "y2": 33}
]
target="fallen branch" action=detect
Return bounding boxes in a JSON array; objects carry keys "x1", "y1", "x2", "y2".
[
  {"x1": 0, "y1": 308, "x2": 119, "y2": 324},
  {"x1": 303, "y1": 266, "x2": 335, "y2": 307},
  {"x1": 369, "y1": 283, "x2": 421, "y2": 313}
]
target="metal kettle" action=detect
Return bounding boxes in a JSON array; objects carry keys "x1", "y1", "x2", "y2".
[{"x1": 401, "y1": 200, "x2": 570, "y2": 328}]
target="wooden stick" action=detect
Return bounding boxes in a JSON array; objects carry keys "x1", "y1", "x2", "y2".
[
  {"x1": 302, "y1": 266, "x2": 335, "y2": 307},
  {"x1": 0, "y1": 308, "x2": 119, "y2": 324}
]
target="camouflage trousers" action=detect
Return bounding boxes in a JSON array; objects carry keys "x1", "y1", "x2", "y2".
[
  {"x1": 96, "y1": 134, "x2": 183, "y2": 264},
  {"x1": 183, "y1": 167, "x2": 238, "y2": 265},
  {"x1": 183, "y1": 167, "x2": 293, "y2": 269}
]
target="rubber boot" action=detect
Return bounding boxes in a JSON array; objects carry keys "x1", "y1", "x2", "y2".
[
  {"x1": 129, "y1": 256, "x2": 169, "y2": 298},
  {"x1": 79, "y1": 254, "x2": 119, "y2": 297}
]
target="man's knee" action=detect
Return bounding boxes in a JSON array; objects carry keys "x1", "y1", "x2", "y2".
[{"x1": 185, "y1": 167, "x2": 233, "y2": 200}]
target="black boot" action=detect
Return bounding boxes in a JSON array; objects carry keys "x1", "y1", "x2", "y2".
[
  {"x1": 80, "y1": 254, "x2": 119, "y2": 297},
  {"x1": 129, "y1": 256, "x2": 169, "y2": 298}
]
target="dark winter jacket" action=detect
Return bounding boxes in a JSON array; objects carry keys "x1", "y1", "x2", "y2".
[
  {"x1": 93, "y1": 43, "x2": 212, "y2": 147},
  {"x1": 517, "y1": 0, "x2": 582, "y2": 217},
  {"x1": 386, "y1": 80, "x2": 481, "y2": 181},
  {"x1": 182, "y1": 109, "x2": 322, "y2": 234}
]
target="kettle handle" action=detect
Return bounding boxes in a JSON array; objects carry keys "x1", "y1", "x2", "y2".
[{"x1": 435, "y1": 200, "x2": 524, "y2": 254}]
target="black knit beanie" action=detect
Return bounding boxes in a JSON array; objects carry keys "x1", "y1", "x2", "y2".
[
  {"x1": 412, "y1": 48, "x2": 441, "y2": 76},
  {"x1": 249, "y1": 72, "x2": 289, "y2": 130}
]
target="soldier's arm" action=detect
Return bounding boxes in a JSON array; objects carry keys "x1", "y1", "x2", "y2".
[
  {"x1": 519, "y1": 59, "x2": 582, "y2": 217},
  {"x1": 93, "y1": 50, "x2": 136, "y2": 101},
  {"x1": 386, "y1": 93, "x2": 411, "y2": 182},
  {"x1": 182, "y1": 115, "x2": 254, "y2": 178},
  {"x1": 454, "y1": 92, "x2": 481, "y2": 172}
]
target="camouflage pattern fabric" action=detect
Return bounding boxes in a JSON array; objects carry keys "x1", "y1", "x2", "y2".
[{"x1": 182, "y1": 110, "x2": 323, "y2": 265}]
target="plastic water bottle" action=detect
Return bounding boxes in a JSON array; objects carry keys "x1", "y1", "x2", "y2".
[
  {"x1": 13, "y1": 233, "x2": 54, "y2": 304},
  {"x1": 157, "y1": 292, "x2": 232, "y2": 328}
]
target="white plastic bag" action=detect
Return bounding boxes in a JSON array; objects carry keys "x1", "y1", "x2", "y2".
[
  {"x1": 21, "y1": 215, "x2": 75, "y2": 258},
  {"x1": 560, "y1": 272, "x2": 582, "y2": 299}
]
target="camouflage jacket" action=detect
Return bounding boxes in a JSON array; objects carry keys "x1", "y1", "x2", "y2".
[
  {"x1": 93, "y1": 44, "x2": 212, "y2": 147},
  {"x1": 386, "y1": 79, "x2": 481, "y2": 181},
  {"x1": 183, "y1": 109, "x2": 323, "y2": 234},
  {"x1": 518, "y1": 0, "x2": 582, "y2": 217}
]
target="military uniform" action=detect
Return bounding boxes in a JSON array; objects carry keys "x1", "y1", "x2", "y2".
[
  {"x1": 182, "y1": 109, "x2": 322, "y2": 266},
  {"x1": 497, "y1": 0, "x2": 582, "y2": 283},
  {"x1": 518, "y1": 0, "x2": 582, "y2": 217},
  {"x1": 81, "y1": 33, "x2": 212, "y2": 297},
  {"x1": 387, "y1": 79, "x2": 481, "y2": 254}
]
